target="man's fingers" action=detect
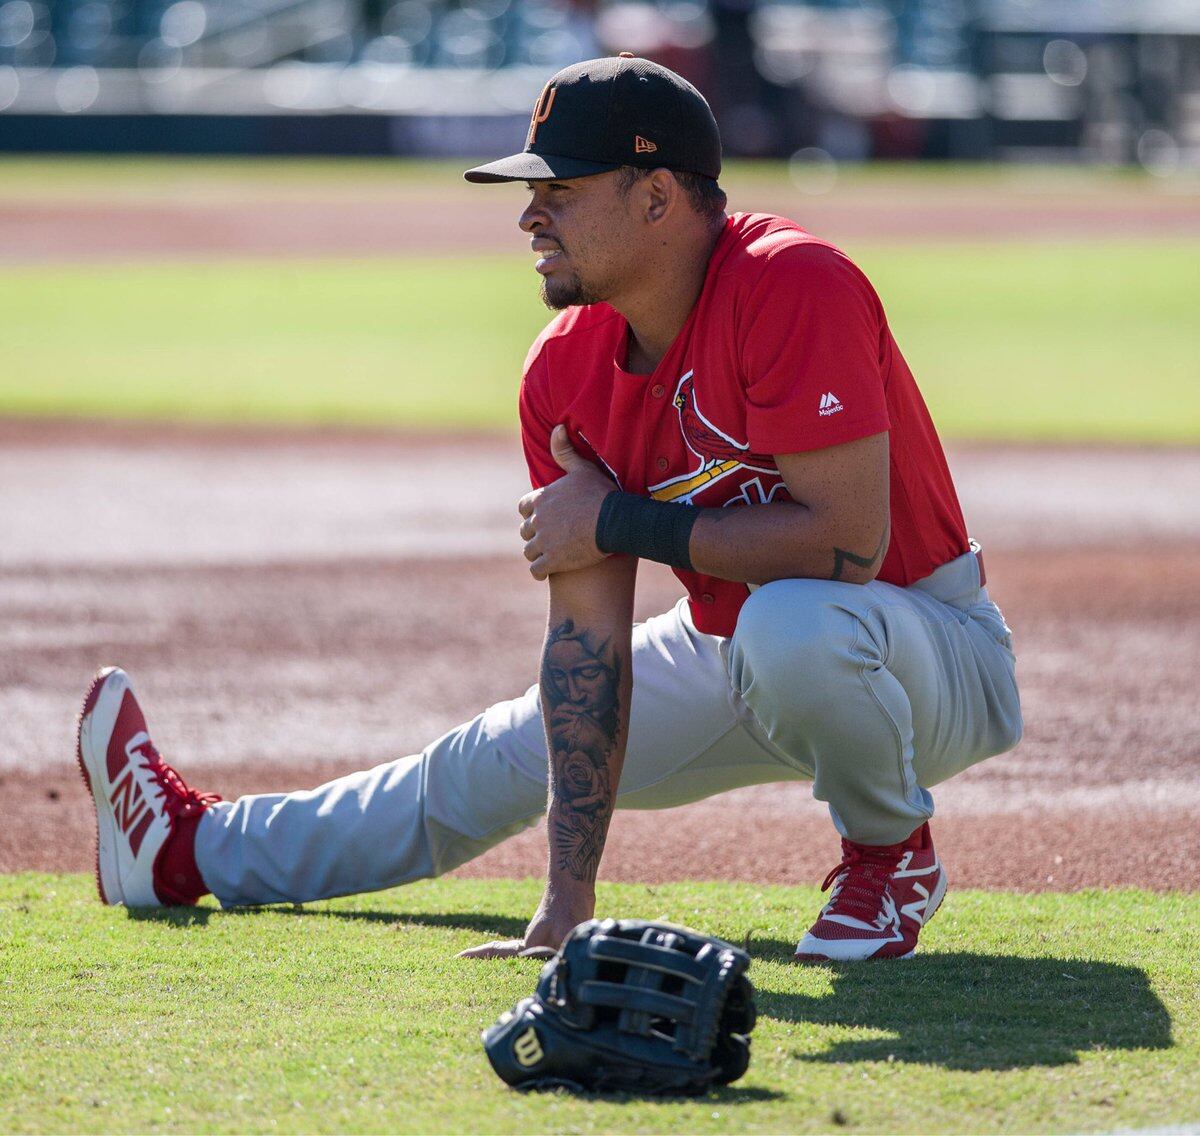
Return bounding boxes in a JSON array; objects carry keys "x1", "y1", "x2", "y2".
[
  {"x1": 457, "y1": 938, "x2": 526, "y2": 959},
  {"x1": 519, "y1": 518, "x2": 535, "y2": 541},
  {"x1": 523, "y1": 537, "x2": 540, "y2": 563},
  {"x1": 550, "y1": 424, "x2": 581, "y2": 472},
  {"x1": 517, "y1": 493, "x2": 537, "y2": 519},
  {"x1": 529, "y1": 555, "x2": 550, "y2": 581},
  {"x1": 456, "y1": 939, "x2": 555, "y2": 960}
]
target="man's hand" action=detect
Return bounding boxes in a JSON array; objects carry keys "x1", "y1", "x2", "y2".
[
  {"x1": 458, "y1": 890, "x2": 595, "y2": 960},
  {"x1": 518, "y1": 425, "x2": 614, "y2": 581}
]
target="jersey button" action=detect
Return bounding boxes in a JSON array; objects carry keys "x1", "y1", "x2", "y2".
[
  {"x1": 651, "y1": 383, "x2": 665, "y2": 398},
  {"x1": 656, "y1": 456, "x2": 669, "y2": 472},
  {"x1": 701, "y1": 592, "x2": 715, "y2": 604}
]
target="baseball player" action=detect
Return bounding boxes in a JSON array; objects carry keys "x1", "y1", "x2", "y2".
[{"x1": 76, "y1": 55, "x2": 1022, "y2": 963}]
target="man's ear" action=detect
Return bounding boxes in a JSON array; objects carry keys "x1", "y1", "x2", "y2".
[{"x1": 643, "y1": 168, "x2": 677, "y2": 224}]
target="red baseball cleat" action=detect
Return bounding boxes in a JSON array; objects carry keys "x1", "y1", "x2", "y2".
[
  {"x1": 794, "y1": 822, "x2": 947, "y2": 962},
  {"x1": 76, "y1": 667, "x2": 219, "y2": 907}
]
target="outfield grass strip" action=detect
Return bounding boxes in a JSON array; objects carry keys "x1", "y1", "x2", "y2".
[
  {"x1": 1, "y1": 241, "x2": 1195, "y2": 442},
  {"x1": 0, "y1": 874, "x2": 1196, "y2": 1134}
]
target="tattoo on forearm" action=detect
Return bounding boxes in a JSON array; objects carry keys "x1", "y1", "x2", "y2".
[
  {"x1": 831, "y1": 522, "x2": 890, "y2": 582},
  {"x1": 541, "y1": 619, "x2": 623, "y2": 883}
]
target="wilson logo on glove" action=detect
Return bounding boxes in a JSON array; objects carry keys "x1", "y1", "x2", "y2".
[
  {"x1": 481, "y1": 918, "x2": 756, "y2": 1096},
  {"x1": 513, "y1": 1027, "x2": 545, "y2": 1068}
]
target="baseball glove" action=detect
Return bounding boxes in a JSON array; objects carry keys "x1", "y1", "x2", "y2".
[{"x1": 481, "y1": 918, "x2": 756, "y2": 1095}]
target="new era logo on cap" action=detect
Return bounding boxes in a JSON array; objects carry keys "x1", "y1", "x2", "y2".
[{"x1": 635, "y1": 136, "x2": 658, "y2": 153}]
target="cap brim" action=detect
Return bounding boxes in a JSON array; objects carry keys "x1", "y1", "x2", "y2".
[{"x1": 464, "y1": 152, "x2": 620, "y2": 183}]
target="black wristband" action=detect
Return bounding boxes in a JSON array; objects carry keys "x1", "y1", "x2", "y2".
[{"x1": 595, "y1": 491, "x2": 700, "y2": 571}]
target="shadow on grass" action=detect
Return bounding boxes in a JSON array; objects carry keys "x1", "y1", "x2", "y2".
[
  {"x1": 526, "y1": 1083, "x2": 784, "y2": 1104},
  {"x1": 127, "y1": 911, "x2": 1172, "y2": 1073},
  {"x1": 127, "y1": 904, "x2": 531, "y2": 939},
  {"x1": 748, "y1": 936, "x2": 1172, "y2": 1071}
]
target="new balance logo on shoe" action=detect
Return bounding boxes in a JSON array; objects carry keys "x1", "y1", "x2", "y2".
[
  {"x1": 900, "y1": 881, "x2": 932, "y2": 925},
  {"x1": 109, "y1": 769, "x2": 148, "y2": 837},
  {"x1": 795, "y1": 823, "x2": 947, "y2": 962},
  {"x1": 819, "y1": 392, "x2": 843, "y2": 417},
  {"x1": 107, "y1": 734, "x2": 158, "y2": 855}
]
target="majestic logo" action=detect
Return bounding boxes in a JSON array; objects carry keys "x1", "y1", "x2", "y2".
[
  {"x1": 819, "y1": 391, "x2": 843, "y2": 417},
  {"x1": 634, "y1": 135, "x2": 658, "y2": 154},
  {"x1": 648, "y1": 372, "x2": 784, "y2": 505},
  {"x1": 527, "y1": 84, "x2": 557, "y2": 147},
  {"x1": 513, "y1": 1026, "x2": 544, "y2": 1067}
]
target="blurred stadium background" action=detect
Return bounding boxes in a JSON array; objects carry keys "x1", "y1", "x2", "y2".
[
  {"x1": 1, "y1": 0, "x2": 1197, "y2": 436},
  {"x1": 1, "y1": 0, "x2": 1198, "y2": 169}
]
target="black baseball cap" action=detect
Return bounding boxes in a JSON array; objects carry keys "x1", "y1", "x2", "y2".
[{"x1": 464, "y1": 54, "x2": 722, "y2": 184}]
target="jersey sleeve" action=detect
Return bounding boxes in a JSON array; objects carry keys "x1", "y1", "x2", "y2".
[
  {"x1": 518, "y1": 343, "x2": 564, "y2": 490},
  {"x1": 738, "y1": 242, "x2": 891, "y2": 454}
]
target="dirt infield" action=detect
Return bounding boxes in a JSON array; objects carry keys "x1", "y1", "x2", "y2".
[
  {"x1": 3, "y1": 164, "x2": 1197, "y2": 898},
  {"x1": 2, "y1": 419, "x2": 1197, "y2": 892},
  {"x1": 2, "y1": 164, "x2": 1198, "y2": 262}
]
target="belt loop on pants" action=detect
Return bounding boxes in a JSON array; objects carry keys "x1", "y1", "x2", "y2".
[{"x1": 969, "y1": 538, "x2": 987, "y2": 588}]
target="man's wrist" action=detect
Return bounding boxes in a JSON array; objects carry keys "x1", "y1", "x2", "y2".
[
  {"x1": 542, "y1": 877, "x2": 597, "y2": 918},
  {"x1": 543, "y1": 875, "x2": 596, "y2": 902},
  {"x1": 595, "y1": 490, "x2": 700, "y2": 571}
]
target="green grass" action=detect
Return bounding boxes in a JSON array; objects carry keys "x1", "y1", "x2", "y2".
[
  {"x1": 0, "y1": 258, "x2": 546, "y2": 428},
  {"x1": 0, "y1": 155, "x2": 1190, "y2": 198},
  {"x1": 866, "y1": 240, "x2": 1200, "y2": 442},
  {"x1": 0, "y1": 875, "x2": 1196, "y2": 1134},
  {"x1": 1, "y1": 240, "x2": 1196, "y2": 440}
]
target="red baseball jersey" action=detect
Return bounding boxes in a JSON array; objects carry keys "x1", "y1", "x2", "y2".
[{"x1": 519, "y1": 212, "x2": 970, "y2": 636}]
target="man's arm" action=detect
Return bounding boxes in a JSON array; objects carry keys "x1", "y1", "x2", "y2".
[
  {"x1": 688, "y1": 431, "x2": 890, "y2": 585},
  {"x1": 520, "y1": 427, "x2": 891, "y2": 588},
  {"x1": 459, "y1": 554, "x2": 635, "y2": 959},
  {"x1": 538, "y1": 556, "x2": 636, "y2": 929}
]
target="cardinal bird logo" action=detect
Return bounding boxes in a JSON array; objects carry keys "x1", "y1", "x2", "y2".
[{"x1": 649, "y1": 372, "x2": 778, "y2": 504}]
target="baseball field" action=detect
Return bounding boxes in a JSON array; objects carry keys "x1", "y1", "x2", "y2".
[{"x1": 1, "y1": 158, "x2": 1198, "y2": 1134}]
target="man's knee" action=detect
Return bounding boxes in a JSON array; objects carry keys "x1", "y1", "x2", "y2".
[
  {"x1": 983, "y1": 672, "x2": 1024, "y2": 759},
  {"x1": 729, "y1": 579, "x2": 881, "y2": 720}
]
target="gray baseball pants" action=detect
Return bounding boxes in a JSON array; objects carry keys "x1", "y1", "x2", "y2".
[{"x1": 195, "y1": 548, "x2": 1022, "y2": 907}]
